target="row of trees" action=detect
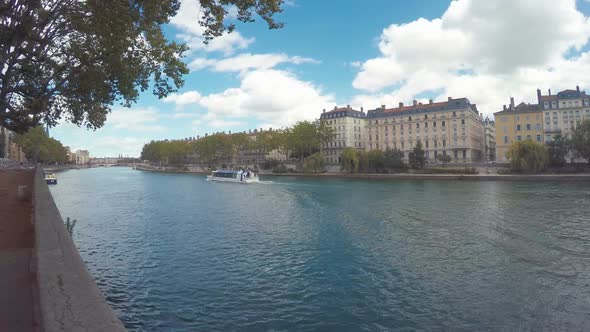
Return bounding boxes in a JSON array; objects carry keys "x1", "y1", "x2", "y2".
[
  {"x1": 507, "y1": 120, "x2": 590, "y2": 173},
  {"x1": 13, "y1": 127, "x2": 69, "y2": 164},
  {"x1": 140, "y1": 121, "x2": 335, "y2": 167},
  {"x1": 340, "y1": 140, "x2": 431, "y2": 173}
]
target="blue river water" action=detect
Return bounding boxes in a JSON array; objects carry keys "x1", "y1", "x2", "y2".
[{"x1": 49, "y1": 167, "x2": 590, "y2": 331}]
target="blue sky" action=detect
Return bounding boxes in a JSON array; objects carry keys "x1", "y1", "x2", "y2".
[{"x1": 52, "y1": 0, "x2": 590, "y2": 157}]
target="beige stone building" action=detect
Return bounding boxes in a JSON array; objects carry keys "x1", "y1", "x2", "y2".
[
  {"x1": 320, "y1": 106, "x2": 366, "y2": 164},
  {"x1": 365, "y1": 98, "x2": 485, "y2": 162},
  {"x1": 537, "y1": 86, "x2": 590, "y2": 142}
]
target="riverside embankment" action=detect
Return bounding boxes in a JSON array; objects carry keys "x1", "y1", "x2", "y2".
[
  {"x1": 0, "y1": 168, "x2": 124, "y2": 331},
  {"x1": 133, "y1": 163, "x2": 590, "y2": 181}
]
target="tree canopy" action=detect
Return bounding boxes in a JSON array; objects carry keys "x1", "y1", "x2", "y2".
[
  {"x1": 13, "y1": 126, "x2": 68, "y2": 163},
  {"x1": 506, "y1": 140, "x2": 549, "y2": 173},
  {"x1": 571, "y1": 120, "x2": 590, "y2": 163},
  {"x1": 1, "y1": 0, "x2": 285, "y2": 132}
]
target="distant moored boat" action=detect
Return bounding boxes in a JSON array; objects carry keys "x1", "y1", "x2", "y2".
[{"x1": 44, "y1": 173, "x2": 57, "y2": 185}]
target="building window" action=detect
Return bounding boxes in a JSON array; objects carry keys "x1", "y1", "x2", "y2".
[
  {"x1": 535, "y1": 124, "x2": 542, "y2": 131},
  {"x1": 433, "y1": 122, "x2": 436, "y2": 127},
  {"x1": 452, "y1": 112, "x2": 456, "y2": 117},
  {"x1": 442, "y1": 121, "x2": 446, "y2": 127},
  {"x1": 526, "y1": 124, "x2": 531, "y2": 131},
  {"x1": 526, "y1": 135, "x2": 531, "y2": 140},
  {"x1": 461, "y1": 119, "x2": 465, "y2": 125},
  {"x1": 517, "y1": 136, "x2": 522, "y2": 141},
  {"x1": 504, "y1": 136, "x2": 508, "y2": 143},
  {"x1": 416, "y1": 123, "x2": 420, "y2": 129},
  {"x1": 443, "y1": 140, "x2": 446, "y2": 147},
  {"x1": 536, "y1": 135, "x2": 541, "y2": 142},
  {"x1": 516, "y1": 124, "x2": 521, "y2": 131}
]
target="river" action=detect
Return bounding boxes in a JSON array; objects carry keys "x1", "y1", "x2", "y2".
[{"x1": 49, "y1": 167, "x2": 590, "y2": 331}]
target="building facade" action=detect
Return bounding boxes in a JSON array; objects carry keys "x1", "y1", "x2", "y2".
[
  {"x1": 537, "y1": 86, "x2": 590, "y2": 143},
  {"x1": 365, "y1": 98, "x2": 485, "y2": 162},
  {"x1": 483, "y1": 118, "x2": 496, "y2": 162},
  {"x1": 493, "y1": 98, "x2": 544, "y2": 163},
  {"x1": 72, "y1": 150, "x2": 90, "y2": 165},
  {"x1": 320, "y1": 106, "x2": 366, "y2": 164}
]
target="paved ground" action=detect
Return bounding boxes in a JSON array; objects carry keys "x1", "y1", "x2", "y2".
[{"x1": 0, "y1": 169, "x2": 36, "y2": 332}]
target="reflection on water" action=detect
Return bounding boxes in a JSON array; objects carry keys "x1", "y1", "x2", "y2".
[{"x1": 50, "y1": 168, "x2": 590, "y2": 331}]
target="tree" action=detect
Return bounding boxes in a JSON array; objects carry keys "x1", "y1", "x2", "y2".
[
  {"x1": 303, "y1": 152, "x2": 325, "y2": 173},
  {"x1": 285, "y1": 121, "x2": 335, "y2": 165},
  {"x1": 571, "y1": 120, "x2": 590, "y2": 163},
  {"x1": 1, "y1": 1, "x2": 285, "y2": 132},
  {"x1": 409, "y1": 140, "x2": 426, "y2": 169},
  {"x1": 546, "y1": 135, "x2": 570, "y2": 167},
  {"x1": 367, "y1": 149, "x2": 385, "y2": 173},
  {"x1": 437, "y1": 154, "x2": 452, "y2": 166},
  {"x1": 0, "y1": 129, "x2": 6, "y2": 158},
  {"x1": 383, "y1": 148, "x2": 406, "y2": 172},
  {"x1": 340, "y1": 147, "x2": 359, "y2": 173},
  {"x1": 13, "y1": 127, "x2": 68, "y2": 163},
  {"x1": 506, "y1": 140, "x2": 549, "y2": 173}
]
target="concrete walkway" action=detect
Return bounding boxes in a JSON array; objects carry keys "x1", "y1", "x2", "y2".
[{"x1": 0, "y1": 169, "x2": 36, "y2": 332}]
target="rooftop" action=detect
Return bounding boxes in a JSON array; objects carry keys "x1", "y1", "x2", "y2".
[{"x1": 366, "y1": 97, "x2": 476, "y2": 119}]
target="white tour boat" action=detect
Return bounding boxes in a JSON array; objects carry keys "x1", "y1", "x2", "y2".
[{"x1": 207, "y1": 170, "x2": 259, "y2": 184}]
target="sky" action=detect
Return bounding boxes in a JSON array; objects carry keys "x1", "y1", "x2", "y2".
[{"x1": 52, "y1": 0, "x2": 590, "y2": 157}]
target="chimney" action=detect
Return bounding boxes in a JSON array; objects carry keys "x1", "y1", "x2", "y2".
[
  {"x1": 381, "y1": 104, "x2": 386, "y2": 110},
  {"x1": 510, "y1": 97, "x2": 515, "y2": 109},
  {"x1": 503, "y1": 105, "x2": 507, "y2": 111},
  {"x1": 537, "y1": 89, "x2": 542, "y2": 105},
  {"x1": 399, "y1": 102, "x2": 403, "y2": 108},
  {"x1": 361, "y1": 107, "x2": 364, "y2": 112},
  {"x1": 577, "y1": 85, "x2": 580, "y2": 92},
  {"x1": 228, "y1": 130, "x2": 231, "y2": 134},
  {"x1": 548, "y1": 89, "x2": 551, "y2": 95},
  {"x1": 347, "y1": 104, "x2": 350, "y2": 109},
  {"x1": 334, "y1": 106, "x2": 337, "y2": 110},
  {"x1": 448, "y1": 97, "x2": 452, "y2": 101},
  {"x1": 323, "y1": 109, "x2": 326, "y2": 113},
  {"x1": 429, "y1": 99, "x2": 433, "y2": 104},
  {"x1": 413, "y1": 100, "x2": 418, "y2": 106}
]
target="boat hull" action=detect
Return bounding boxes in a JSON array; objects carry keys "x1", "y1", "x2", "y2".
[
  {"x1": 206, "y1": 176, "x2": 259, "y2": 184},
  {"x1": 45, "y1": 179, "x2": 57, "y2": 185}
]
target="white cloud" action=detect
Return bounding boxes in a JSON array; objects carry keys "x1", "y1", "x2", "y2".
[
  {"x1": 163, "y1": 91, "x2": 202, "y2": 108},
  {"x1": 192, "y1": 69, "x2": 335, "y2": 128},
  {"x1": 106, "y1": 107, "x2": 165, "y2": 132},
  {"x1": 171, "y1": 0, "x2": 254, "y2": 55},
  {"x1": 189, "y1": 53, "x2": 318, "y2": 72},
  {"x1": 351, "y1": 0, "x2": 590, "y2": 116}
]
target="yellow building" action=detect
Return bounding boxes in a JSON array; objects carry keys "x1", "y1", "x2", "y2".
[{"x1": 494, "y1": 98, "x2": 544, "y2": 163}]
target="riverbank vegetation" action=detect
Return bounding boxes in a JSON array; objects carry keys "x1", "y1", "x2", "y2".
[
  {"x1": 506, "y1": 120, "x2": 590, "y2": 173},
  {"x1": 140, "y1": 121, "x2": 335, "y2": 170},
  {"x1": 14, "y1": 127, "x2": 69, "y2": 164}
]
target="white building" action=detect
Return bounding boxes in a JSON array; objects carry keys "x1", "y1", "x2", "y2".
[{"x1": 320, "y1": 106, "x2": 367, "y2": 164}]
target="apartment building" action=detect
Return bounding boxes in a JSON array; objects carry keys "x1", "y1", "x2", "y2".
[
  {"x1": 493, "y1": 98, "x2": 544, "y2": 163},
  {"x1": 320, "y1": 106, "x2": 366, "y2": 164},
  {"x1": 365, "y1": 97, "x2": 485, "y2": 162},
  {"x1": 483, "y1": 117, "x2": 496, "y2": 162},
  {"x1": 537, "y1": 86, "x2": 590, "y2": 142}
]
